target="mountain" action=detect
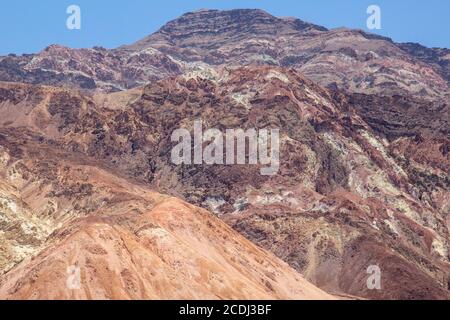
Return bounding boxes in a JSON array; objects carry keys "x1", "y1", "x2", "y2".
[
  {"x1": 0, "y1": 9, "x2": 449, "y2": 300},
  {"x1": 0, "y1": 45, "x2": 181, "y2": 92},
  {"x1": 1, "y1": 9, "x2": 449, "y2": 99}
]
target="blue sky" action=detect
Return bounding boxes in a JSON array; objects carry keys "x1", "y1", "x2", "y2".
[{"x1": 1, "y1": 0, "x2": 449, "y2": 55}]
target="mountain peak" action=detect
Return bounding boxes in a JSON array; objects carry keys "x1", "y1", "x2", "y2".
[
  {"x1": 182, "y1": 8, "x2": 275, "y2": 17},
  {"x1": 128, "y1": 9, "x2": 326, "y2": 50}
]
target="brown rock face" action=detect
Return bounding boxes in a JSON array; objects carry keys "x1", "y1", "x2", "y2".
[
  {"x1": 0, "y1": 45, "x2": 181, "y2": 92},
  {"x1": 0, "y1": 9, "x2": 449, "y2": 300},
  {"x1": 0, "y1": 122, "x2": 331, "y2": 300}
]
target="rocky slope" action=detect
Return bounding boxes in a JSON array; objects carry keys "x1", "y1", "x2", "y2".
[
  {"x1": 0, "y1": 116, "x2": 331, "y2": 299},
  {"x1": 0, "y1": 45, "x2": 181, "y2": 92}
]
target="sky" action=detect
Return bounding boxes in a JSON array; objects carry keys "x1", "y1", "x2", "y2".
[{"x1": 1, "y1": 0, "x2": 449, "y2": 55}]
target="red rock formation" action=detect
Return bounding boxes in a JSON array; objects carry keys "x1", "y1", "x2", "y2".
[{"x1": 0, "y1": 9, "x2": 448, "y2": 300}]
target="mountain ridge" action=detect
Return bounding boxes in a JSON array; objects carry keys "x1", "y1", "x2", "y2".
[{"x1": 1, "y1": 9, "x2": 448, "y2": 98}]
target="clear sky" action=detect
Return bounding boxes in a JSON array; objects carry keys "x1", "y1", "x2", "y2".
[{"x1": 1, "y1": 0, "x2": 449, "y2": 55}]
